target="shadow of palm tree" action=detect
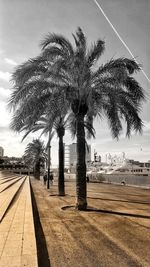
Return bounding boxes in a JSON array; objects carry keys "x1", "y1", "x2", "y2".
[
  {"x1": 66, "y1": 194, "x2": 150, "y2": 205},
  {"x1": 31, "y1": 185, "x2": 51, "y2": 267},
  {"x1": 87, "y1": 197, "x2": 150, "y2": 205},
  {"x1": 96, "y1": 191, "x2": 145, "y2": 197},
  {"x1": 61, "y1": 205, "x2": 150, "y2": 219}
]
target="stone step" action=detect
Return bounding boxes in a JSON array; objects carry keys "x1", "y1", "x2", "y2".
[
  {"x1": 0, "y1": 176, "x2": 22, "y2": 185},
  {"x1": 0, "y1": 177, "x2": 26, "y2": 222},
  {"x1": 0, "y1": 176, "x2": 38, "y2": 267},
  {"x1": 0, "y1": 174, "x2": 20, "y2": 181},
  {"x1": 0, "y1": 176, "x2": 25, "y2": 193}
]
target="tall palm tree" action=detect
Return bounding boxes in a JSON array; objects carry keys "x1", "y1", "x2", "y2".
[
  {"x1": 46, "y1": 129, "x2": 54, "y2": 190},
  {"x1": 54, "y1": 116, "x2": 66, "y2": 196},
  {"x1": 22, "y1": 114, "x2": 67, "y2": 196},
  {"x1": 40, "y1": 28, "x2": 145, "y2": 210},
  {"x1": 9, "y1": 28, "x2": 145, "y2": 210},
  {"x1": 24, "y1": 139, "x2": 47, "y2": 180},
  {"x1": 9, "y1": 56, "x2": 69, "y2": 192},
  {"x1": 10, "y1": 85, "x2": 69, "y2": 195}
]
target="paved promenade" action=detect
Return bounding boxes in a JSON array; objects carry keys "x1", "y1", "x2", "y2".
[
  {"x1": 0, "y1": 172, "x2": 38, "y2": 267},
  {"x1": 0, "y1": 171, "x2": 150, "y2": 267},
  {"x1": 31, "y1": 178, "x2": 150, "y2": 267}
]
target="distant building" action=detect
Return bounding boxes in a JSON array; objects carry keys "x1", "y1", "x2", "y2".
[
  {"x1": 0, "y1": 146, "x2": 4, "y2": 157},
  {"x1": 94, "y1": 151, "x2": 101, "y2": 163},
  {"x1": 65, "y1": 143, "x2": 91, "y2": 170},
  {"x1": 128, "y1": 159, "x2": 150, "y2": 168}
]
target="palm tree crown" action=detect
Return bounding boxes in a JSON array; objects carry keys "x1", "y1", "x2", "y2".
[{"x1": 24, "y1": 139, "x2": 47, "y2": 180}]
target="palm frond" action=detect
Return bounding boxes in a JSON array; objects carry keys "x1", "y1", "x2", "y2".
[
  {"x1": 67, "y1": 112, "x2": 77, "y2": 139},
  {"x1": 84, "y1": 115, "x2": 96, "y2": 139},
  {"x1": 87, "y1": 39, "x2": 105, "y2": 67},
  {"x1": 95, "y1": 58, "x2": 141, "y2": 79},
  {"x1": 118, "y1": 92, "x2": 143, "y2": 136},
  {"x1": 45, "y1": 130, "x2": 55, "y2": 150},
  {"x1": 123, "y1": 76, "x2": 145, "y2": 102},
  {"x1": 40, "y1": 33, "x2": 74, "y2": 57},
  {"x1": 10, "y1": 92, "x2": 53, "y2": 132},
  {"x1": 8, "y1": 79, "x2": 54, "y2": 110},
  {"x1": 12, "y1": 56, "x2": 47, "y2": 86},
  {"x1": 85, "y1": 140, "x2": 90, "y2": 153},
  {"x1": 75, "y1": 27, "x2": 86, "y2": 48},
  {"x1": 123, "y1": 58, "x2": 141, "y2": 74}
]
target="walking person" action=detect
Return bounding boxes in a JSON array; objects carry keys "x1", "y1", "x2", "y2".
[
  {"x1": 43, "y1": 172, "x2": 47, "y2": 185},
  {"x1": 50, "y1": 172, "x2": 54, "y2": 185}
]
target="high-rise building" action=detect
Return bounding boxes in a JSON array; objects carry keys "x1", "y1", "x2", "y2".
[
  {"x1": 65, "y1": 143, "x2": 91, "y2": 169},
  {"x1": 0, "y1": 146, "x2": 4, "y2": 157}
]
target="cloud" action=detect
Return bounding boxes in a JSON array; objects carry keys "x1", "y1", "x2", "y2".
[
  {"x1": 0, "y1": 126, "x2": 9, "y2": 132},
  {"x1": 0, "y1": 71, "x2": 11, "y2": 82},
  {"x1": 0, "y1": 49, "x2": 4, "y2": 56},
  {"x1": 4, "y1": 58, "x2": 17, "y2": 66},
  {"x1": 0, "y1": 102, "x2": 11, "y2": 127},
  {"x1": 0, "y1": 87, "x2": 11, "y2": 102}
]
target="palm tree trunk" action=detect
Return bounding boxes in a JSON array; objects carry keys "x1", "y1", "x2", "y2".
[
  {"x1": 76, "y1": 114, "x2": 87, "y2": 210},
  {"x1": 34, "y1": 161, "x2": 40, "y2": 180},
  {"x1": 47, "y1": 134, "x2": 51, "y2": 189},
  {"x1": 58, "y1": 135, "x2": 65, "y2": 196}
]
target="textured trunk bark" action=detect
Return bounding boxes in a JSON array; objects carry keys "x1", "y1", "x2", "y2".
[
  {"x1": 58, "y1": 135, "x2": 65, "y2": 196},
  {"x1": 34, "y1": 161, "x2": 40, "y2": 180},
  {"x1": 47, "y1": 136, "x2": 51, "y2": 189},
  {"x1": 76, "y1": 114, "x2": 87, "y2": 210}
]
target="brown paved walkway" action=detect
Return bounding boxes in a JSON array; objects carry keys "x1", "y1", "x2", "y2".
[{"x1": 31, "y1": 178, "x2": 150, "y2": 267}]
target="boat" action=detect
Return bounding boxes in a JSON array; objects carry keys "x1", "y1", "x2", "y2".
[{"x1": 86, "y1": 160, "x2": 150, "y2": 187}]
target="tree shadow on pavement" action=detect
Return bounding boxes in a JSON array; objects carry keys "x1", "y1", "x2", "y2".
[
  {"x1": 31, "y1": 185, "x2": 51, "y2": 267},
  {"x1": 61, "y1": 205, "x2": 150, "y2": 219},
  {"x1": 87, "y1": 197, "x2": 150, "y2": 205},
  {"x1": 66, "y1": 194, "x2": 150, "y2": 205}
]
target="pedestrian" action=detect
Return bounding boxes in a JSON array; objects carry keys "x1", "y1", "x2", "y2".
[
  {"x1": 43, "y1": 173, "x2": 47, "y2": 185},
  {"x1": 50, "y1": 172, "x2": 54, "y2": 185},
  {"x1": 86, "y1": 176, "x2": 89, "y2": 183}
]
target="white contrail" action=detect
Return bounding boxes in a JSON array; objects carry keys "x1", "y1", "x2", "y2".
[{"x1": 93, "y1": 0, "x2": 150, "y2": 84}]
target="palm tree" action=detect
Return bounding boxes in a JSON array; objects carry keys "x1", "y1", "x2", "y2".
[
  {"x1": 9, "y1": 28, "x2": 145, "y2": 210},
  {"x1": 54, "y1": 116, "x2": 66, "y2": 196},
  {"x1": 24, "y1": 139, "x2": 47, "y2": 180},
  {"x1": 9, "y1": 57, "x2": 69, "y2": 194},
  {"x1": 22, "y1": 114, "x2": 67, "y2": 196},
  {"x1": 46, "y1": 129, "x2": 54, "y2": 189},
  {"x1": 39, "y1": 28, "x2": 145, "y2": 210},
  {"x1": 10, "y1": 85, "x2": 69, "y2": 195}
]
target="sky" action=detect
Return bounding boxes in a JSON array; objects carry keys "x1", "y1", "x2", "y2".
[{"x1": 0, "y1": 0, "x2": 150, "y2": 165}]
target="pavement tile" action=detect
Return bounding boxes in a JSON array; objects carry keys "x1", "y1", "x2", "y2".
[
  {"x1": 0, "y1": 256, "x2": 21, "y2": 267},
  {"x1": 0, "y1": 224, "x2": 10, "y2": 231},
  {"x1": 4, "y1": 239, "x2": 23, "y2": 247},
  {"x1": 2, "y1": 245, "x2": 22, "y2": 257},
  {"x1": 21, "y1": 254, "x2": 38, "y2": 267},
  {"x1": 7, "y1": 233, "x2": 23, "y2": 241},
  {"x1": 22, "y1": 247, "x2": 37, "y2": 255}
]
